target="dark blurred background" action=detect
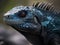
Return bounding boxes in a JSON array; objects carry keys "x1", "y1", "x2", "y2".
[{"x1": 0, "y1": 0, "x2": 60, "y2": 23}]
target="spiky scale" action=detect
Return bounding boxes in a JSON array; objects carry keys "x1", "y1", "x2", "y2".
[{"x1": 33, "y1": 2, "x2": 57, "y2": 13}]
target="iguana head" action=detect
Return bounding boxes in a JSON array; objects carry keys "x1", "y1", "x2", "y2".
[
  {"x1": 3, "y1": 2, "x2": 57, "y2": 34},
  {"x1": 3, "y1": 6, "x2": 42, "y2": 34}
]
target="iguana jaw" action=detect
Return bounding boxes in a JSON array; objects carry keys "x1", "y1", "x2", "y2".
[{"x1": 4, "y1": 20, "x2": 41, "y2": 34}]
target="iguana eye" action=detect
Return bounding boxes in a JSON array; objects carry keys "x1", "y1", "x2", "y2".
[{"x1": 18, "y1": 10, "x2": 27, "y2": 18}]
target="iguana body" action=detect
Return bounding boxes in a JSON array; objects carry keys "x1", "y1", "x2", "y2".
[{"x1": 4, "y1": 2, "x2": 60, "y2": 45}]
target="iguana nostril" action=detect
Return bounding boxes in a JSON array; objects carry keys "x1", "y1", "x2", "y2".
[
  {"x1": 4, "y1": 15, "x2": 12, "y2": 19},
  {"x1": 8, "y1": 15, "x2": 9, "y2": 18},
  {"x1": 6, "y1": 15, "x2": 11, "y2": 18}
]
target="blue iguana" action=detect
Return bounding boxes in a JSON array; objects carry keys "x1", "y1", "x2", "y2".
[{"x1": 3, "y1": 2, "x2": 60, "y2": 45}]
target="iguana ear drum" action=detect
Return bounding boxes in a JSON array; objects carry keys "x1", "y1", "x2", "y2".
[
  {"x1": 34, "y1": 15, "x2": 41, "y2": 24},
  {"x1": 18, "y1": 10, "x2": 27, "y2": 18}
]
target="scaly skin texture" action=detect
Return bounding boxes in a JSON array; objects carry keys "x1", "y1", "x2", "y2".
[{"x1": 4, "y1": 2, "x2": 60, "y2": 45}]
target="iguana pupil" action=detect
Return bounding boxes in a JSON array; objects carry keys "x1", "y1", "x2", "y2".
[{"x1": 18, "y1": 10, "x2": 27, "y2": 18}]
